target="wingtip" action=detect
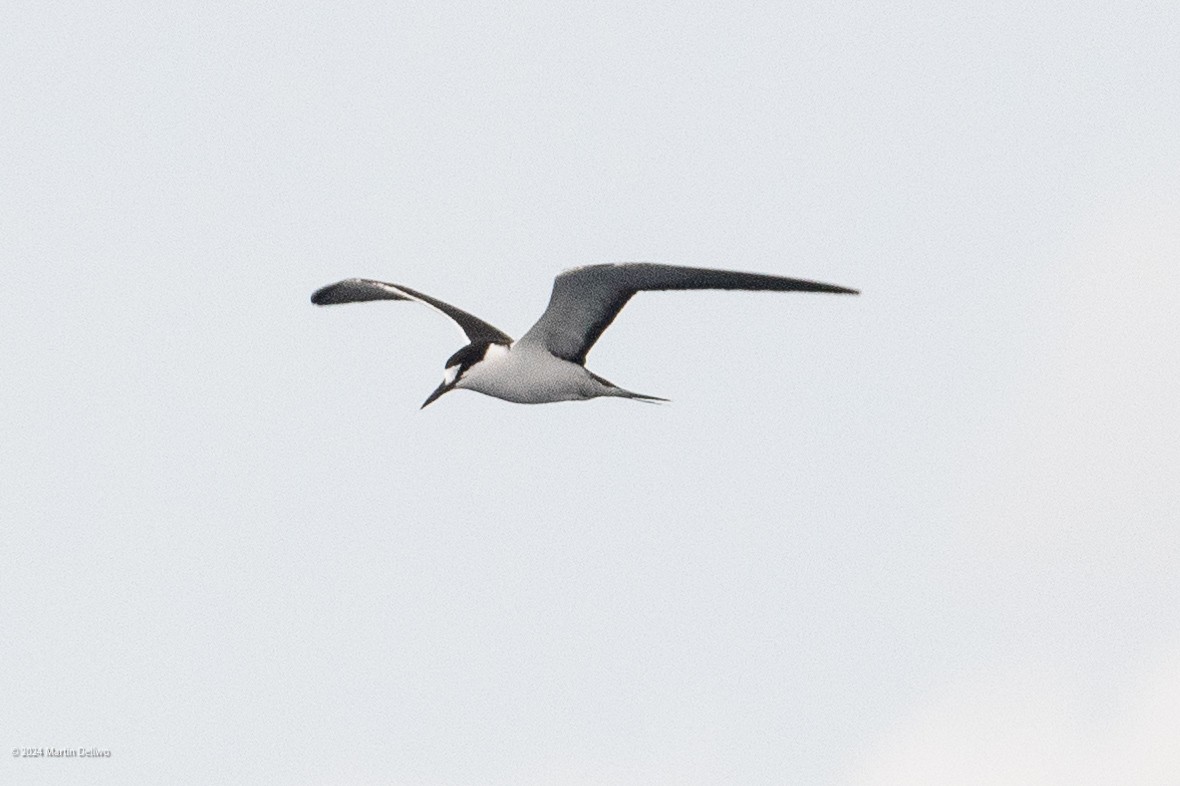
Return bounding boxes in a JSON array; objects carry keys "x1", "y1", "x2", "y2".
[
  {"x1": 310, "y1": 279, "x2": 365, "y2": 306},
  {"x1": 310, "y1": 282, "x2": 340, "y2": 305}
]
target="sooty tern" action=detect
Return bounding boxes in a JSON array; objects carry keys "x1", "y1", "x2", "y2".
[{"x1": 311, "y1": 263, "x2": 857, "y2": 407}]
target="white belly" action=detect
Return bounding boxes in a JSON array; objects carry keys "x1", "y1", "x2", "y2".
[{"x1": 456, "y1": 344, "x2": 608, "y2": 403}]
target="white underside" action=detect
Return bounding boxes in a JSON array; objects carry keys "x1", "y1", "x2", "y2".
[{"x1": 453, "y1": 343, "x2": 623, "y2": 404}]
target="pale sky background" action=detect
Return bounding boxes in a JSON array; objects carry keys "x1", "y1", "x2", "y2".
[{"x1": 3, "y1": 2, "x2": 1178, "y2": 784}]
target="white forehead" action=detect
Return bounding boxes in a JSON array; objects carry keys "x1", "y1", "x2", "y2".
[
  {"x1": 443, "y1": 365, "x2": 460, "y2": 385},
  {"x1": 483, "y1": 343, "x2": 510, "y2": 362}
]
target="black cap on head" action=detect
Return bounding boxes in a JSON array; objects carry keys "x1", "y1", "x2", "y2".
[{"x1": 421, "y1": 341, "x2": 506, "y2": 409}]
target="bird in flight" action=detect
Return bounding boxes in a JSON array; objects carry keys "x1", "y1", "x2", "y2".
[{"x1": 311, "y1": 263, "x2": 857, "y2": 408}]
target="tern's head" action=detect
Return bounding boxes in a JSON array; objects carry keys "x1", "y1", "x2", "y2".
[{"x1": 420, "y1": 341, "x2": 508, "y2": 408}]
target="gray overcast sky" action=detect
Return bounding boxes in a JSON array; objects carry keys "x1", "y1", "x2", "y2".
[{"x1": 3, "y1": 2, "x2": 1178, "y2": 783}]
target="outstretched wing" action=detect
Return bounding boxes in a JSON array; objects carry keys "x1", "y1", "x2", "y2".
[
  {"x1": 517, "y1": 263, "x2": 857, "y2": 364},
  {"x1": 311, "y1": 278, "x2": 513, "y2": 344}
]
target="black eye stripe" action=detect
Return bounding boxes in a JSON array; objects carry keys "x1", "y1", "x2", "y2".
[{"x1": 444, "y1": 340, "x2": 509, "y2": 374}]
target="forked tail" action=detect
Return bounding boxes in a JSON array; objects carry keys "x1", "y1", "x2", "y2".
[
  {"x1": 588, "y1": 370, "x2": 669, "y2": 403},
  {"x1": 618, "y1": 389, "x2": 669, "y2": 403}
]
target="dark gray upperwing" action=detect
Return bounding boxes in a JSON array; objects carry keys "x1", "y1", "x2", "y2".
[
  {"x1": 517, "y1": 263, "x2": 858, "y2": 364},
  {"x1": 311, "y1": 278, "x2": 512, "y2": 344}
]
